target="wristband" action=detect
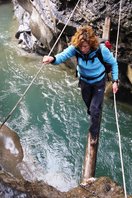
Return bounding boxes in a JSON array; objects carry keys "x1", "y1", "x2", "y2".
[
  {"x1": 51, "y1": 56, "x2": 56, "y2": 63},
  {"x1": 112, "y1": 80, "x2": 119, "y2": 84}
]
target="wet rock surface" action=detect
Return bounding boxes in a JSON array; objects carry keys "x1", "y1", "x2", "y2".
[
  {"x1": 0, "y1": 125, "x2": 24, "y2": 179},
  {"x1": 0, "y1": 170, "x2": 63, "y2": 198}
]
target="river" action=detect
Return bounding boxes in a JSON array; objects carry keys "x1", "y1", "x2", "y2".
[{"x1": 0, "y1": 2, "x2": 132, "y2": 194}]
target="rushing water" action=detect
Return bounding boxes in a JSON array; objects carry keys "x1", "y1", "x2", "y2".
[{"x1": 0, "y1": 2, "x2": 132, "y2": 194}]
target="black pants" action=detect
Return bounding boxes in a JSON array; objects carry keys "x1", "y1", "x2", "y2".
[{"x1": 80, "y1": 77, "x2": 106, "y2": 138}]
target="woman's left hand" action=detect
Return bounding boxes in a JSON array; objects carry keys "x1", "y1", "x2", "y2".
[{"x1": 112, "y1": 82, "x2": 118, "y2": 93}]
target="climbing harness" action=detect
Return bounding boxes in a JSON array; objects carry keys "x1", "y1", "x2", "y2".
[
  {"x1": 0, "y1": 0, "x2": 81, "y2": 129},
  {"x1": 114, "y1": 0, "x2": 127, "y2": 197}
]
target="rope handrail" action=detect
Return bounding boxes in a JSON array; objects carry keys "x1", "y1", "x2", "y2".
[
  {"x1": 114, "y1": 0, "x2": 127, "y2": 197},
  {"x1": 0, "y1": 0, "x2": 81, "y2": 129}
]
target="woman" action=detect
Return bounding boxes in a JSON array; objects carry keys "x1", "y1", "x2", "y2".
[{"x1": 43, "y1": 26, "x2": 118, "y2": 145}]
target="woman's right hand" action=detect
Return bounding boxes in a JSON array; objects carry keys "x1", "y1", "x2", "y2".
[{"x1": 43, "y1": 56, "x2": 54, "y2": 64}]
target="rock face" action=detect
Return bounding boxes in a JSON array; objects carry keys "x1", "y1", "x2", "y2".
[{"x1": 12, "y1": 0, "x2": 132, "y2": 103}]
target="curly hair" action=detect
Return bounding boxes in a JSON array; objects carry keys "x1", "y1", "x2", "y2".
[{"x1": 71, "y1": 26, "x2": 99, "y2": 50}]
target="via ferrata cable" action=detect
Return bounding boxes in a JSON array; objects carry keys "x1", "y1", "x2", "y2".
[
  {"x1": 0, "y1": 0, "x2": 81, "y2": 129},
  {"x1": 114, "y1": 0, "x2": 127, "y2": 197}
]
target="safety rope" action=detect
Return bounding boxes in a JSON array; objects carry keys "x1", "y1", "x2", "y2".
[
  {"x1": 114, "y1": 0, "x2": 127, "y2": 197},
  {"x1": 0, "y1": 0, "x2": 81, "y2": 129}
]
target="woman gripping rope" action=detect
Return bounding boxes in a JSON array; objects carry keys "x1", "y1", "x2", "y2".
[{"x1": 43, "y1": 26, "x2": 118, "y2": 145}]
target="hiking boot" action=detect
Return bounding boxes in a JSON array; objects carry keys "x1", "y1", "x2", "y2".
[{"x1": 89, "y1": 133, "x2": 98, "y2": 146}]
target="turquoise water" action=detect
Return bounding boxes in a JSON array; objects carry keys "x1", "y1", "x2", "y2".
[{"x1": 0, "y1": 3, "x2": 132, "y2": 194}]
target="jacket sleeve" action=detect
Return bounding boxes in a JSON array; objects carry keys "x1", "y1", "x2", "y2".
[
  {"x1": 53, "y1": 45, "x2": 76, "y2": 65},
  {"x1": 101, "y1": 44, "x2": 118, "y2": 81}
]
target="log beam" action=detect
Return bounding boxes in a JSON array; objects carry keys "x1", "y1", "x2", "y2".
[{"x1": 81, "y1": 133, "x2": 98, "y2": 184}]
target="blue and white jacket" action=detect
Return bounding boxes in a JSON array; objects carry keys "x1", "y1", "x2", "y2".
[{"x1": 53, "y1": 44, "x2": 118, "y2": 84}]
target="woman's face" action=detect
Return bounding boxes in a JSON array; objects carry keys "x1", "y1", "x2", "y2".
[{"x1": 79, "y1": 41, "x2": 90, "y2": 54}]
